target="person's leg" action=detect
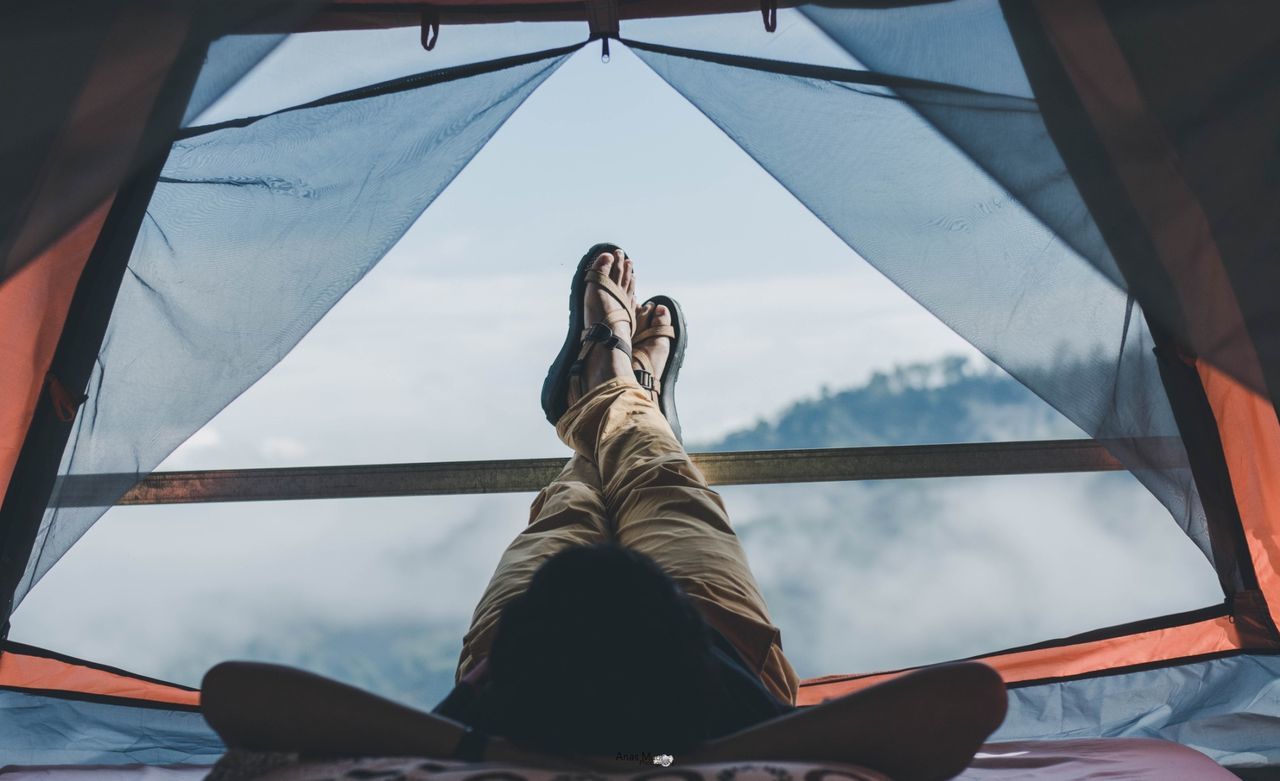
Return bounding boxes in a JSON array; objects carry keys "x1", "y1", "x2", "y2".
[
  {"x1": 686, "y1": 662, "x2": 1008, "y2": 781},
  {"x1": 457, "y1": 248, "x2": 637, "y2": 678},
  {"x1": 556, "y1": 379, "x2": 800, "y2": 704},
  {"x1": 456, "y1": 454, "x2": 610, "y2": 679}
]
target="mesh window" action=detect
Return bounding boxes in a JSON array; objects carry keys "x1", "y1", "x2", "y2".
[
  {"x1": 629, "y1": 39, "x2": 1213, "y2": 569},
  {"x1": 16, "y1": 45, "x2": 577, "y2": 608}
]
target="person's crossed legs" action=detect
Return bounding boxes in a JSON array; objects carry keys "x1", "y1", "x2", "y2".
[{"x1": 459, "y1": 248, "x2": 797, "y2": 703}]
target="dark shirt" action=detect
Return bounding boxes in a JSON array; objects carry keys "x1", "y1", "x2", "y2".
[{"x1": 433, "y1": 629, "x2": 793, "y2": 740}]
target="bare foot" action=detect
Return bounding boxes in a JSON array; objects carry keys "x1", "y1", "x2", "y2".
[
  {"x1": 632, "y1": 301, "x2": 672, "y2": 402},
  {"x1": 569, "y1": 249, "x2": 636, "y2": 405}
]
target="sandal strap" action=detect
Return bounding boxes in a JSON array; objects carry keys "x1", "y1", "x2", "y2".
[
  {"x1": 632, "y1": 318, "x2": 672, "y2": 400},
  {"x1": 633, "y1": 350, "x2": 654, "y2": 376},
  {"x1": 580, "y1": 309, "x2": 631, "y2": 343},
  {"x1": 568, "y1": 320, "x2": 633, "y2": 403},
  {"x1": 584, "y1": 269, "x2": 634, "y2": 330},
  {"x1": 633, "y1": 323, "x2": 675, "y2": 346}
]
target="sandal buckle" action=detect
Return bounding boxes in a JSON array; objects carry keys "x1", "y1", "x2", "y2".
[
  {"x1": 585, "y1": 322, "x2": 626, "y2": 352},
  {"x1": 635, "y1": 369, "x2": 654, "y2": 391},
  {"x1": 584, "y1": 322, "x2": 615, "y2": 343}
]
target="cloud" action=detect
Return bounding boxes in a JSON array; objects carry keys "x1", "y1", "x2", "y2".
[
  {"x1": 10, "y1": 492, "x2": 534, "y2": 685},
  {"x1": 259, "y1": 436, "x2": 309, "y2": 461},
  {"x1": 726, "y1": 472, "x2": 1221, "y2": 678}
]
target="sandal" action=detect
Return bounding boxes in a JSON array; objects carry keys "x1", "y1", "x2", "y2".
[
  {"x1": 541, "y1": 243, "x2": 635, "y2": 424},
  {"x1": 632, "y1": 294, "x2": 687, "y2": 443}
]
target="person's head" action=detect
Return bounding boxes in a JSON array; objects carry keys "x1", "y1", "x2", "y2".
[{"x1": 488, "y1": 544, "x2": 719, "y2": 755}]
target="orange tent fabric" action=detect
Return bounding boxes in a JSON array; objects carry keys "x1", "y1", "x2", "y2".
[
  {"x1": 0, "y1": 203, "x2": 110, "y2": 502},
  {"x1": 0, "y1": 643, "x2": 198, "y2": 707},
  {"x1": 1199, "y1": 362, "x2": 1280, "y2": 634},
  {"x1": 797, "y1": 613, "x2": 1247, "y2": 705}
]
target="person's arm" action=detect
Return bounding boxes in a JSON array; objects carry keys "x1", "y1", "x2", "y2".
[
  {"x1": 679, "y1": 662, "x2": 1007, "y2": 781},
  {"x1": 200, "y1": 661, "x2": 542, "y2": 764}
]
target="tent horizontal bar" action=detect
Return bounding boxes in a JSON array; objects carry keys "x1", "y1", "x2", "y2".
[{"x1": 53, "y1": 439, "x2": 1134, "y2": 507}]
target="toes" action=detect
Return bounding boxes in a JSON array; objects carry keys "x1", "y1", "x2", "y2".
[
  {"x1": 653, "y1": 304, "x2": 670, "y2": 323},
  {"x1": 620, "y1": 257, "x2": 633, "y2": 294},
  {"x1": 638, "y1": 301, "x2": 654, "y2": 328},
  {"x1": 593, "y1": 252, "x2": 614, "y2": 278},
  {"x1": 608, "y1": 250, "x2": 627, "y2": 286}
]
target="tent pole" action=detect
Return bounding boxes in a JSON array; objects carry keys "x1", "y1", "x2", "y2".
[{"x1": 50, "y1": 438, "x2": 1137, "y2": 507}]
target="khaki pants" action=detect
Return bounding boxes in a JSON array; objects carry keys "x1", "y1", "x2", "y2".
[{"x1": 457, "y1": 378, "x2": 799, "y2": 704}]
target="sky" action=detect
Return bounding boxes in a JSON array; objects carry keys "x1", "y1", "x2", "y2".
[{"x1": 8, "y1": 11, "x2": 1223, "y2": 698}]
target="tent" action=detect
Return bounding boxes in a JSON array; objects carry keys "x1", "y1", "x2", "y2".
[{"x1": 3, "y1": 0, "x2": 1280, "y2": 773}]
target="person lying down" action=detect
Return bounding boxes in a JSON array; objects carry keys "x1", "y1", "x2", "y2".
[{"x1": 201, "y1": 245, "x2": 1008, "y2": 781}]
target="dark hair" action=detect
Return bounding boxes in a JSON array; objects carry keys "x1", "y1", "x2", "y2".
[{"x1": 488, "y1": 544, "x2": 719, "y2": 755}]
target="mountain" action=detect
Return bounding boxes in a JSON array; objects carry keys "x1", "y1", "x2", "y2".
[{"x1": 703, "y1": 355, "x2": 1081, "y2": 452}]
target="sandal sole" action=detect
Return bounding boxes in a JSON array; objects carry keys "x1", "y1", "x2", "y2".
[{"x1": 642, "y1": 293, "x2": 687, "y2": 444}]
